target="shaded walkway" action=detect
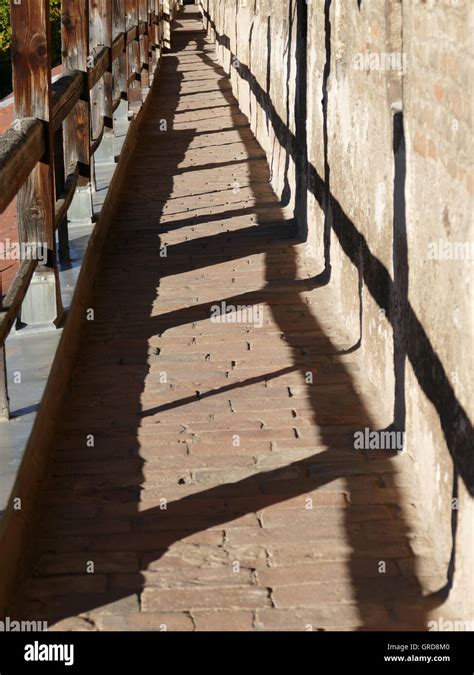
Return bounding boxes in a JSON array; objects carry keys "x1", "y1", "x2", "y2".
[{"x1": 11, "y1": 8, "x2": 442, "y2": 631}]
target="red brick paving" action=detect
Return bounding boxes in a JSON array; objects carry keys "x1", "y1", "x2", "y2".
[{"x1": 11, "y1": 10, "x2": 439, "y2": 630}]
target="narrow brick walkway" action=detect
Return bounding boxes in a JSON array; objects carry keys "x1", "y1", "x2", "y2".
[{"x1": 12, "y1": 8, "x2": 436, "y2": 631}]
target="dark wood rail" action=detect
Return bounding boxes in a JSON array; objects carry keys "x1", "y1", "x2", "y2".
[{"x1": 0, "y1": 0, "x2": 173, "y2": 419}]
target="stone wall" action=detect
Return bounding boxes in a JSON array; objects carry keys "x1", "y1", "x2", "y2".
[{"x1": 200, "y1": 0, "x2": 473, "y2": 620}]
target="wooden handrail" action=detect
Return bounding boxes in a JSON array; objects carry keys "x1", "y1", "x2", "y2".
[
  {"x1": 0, "y1": 258, "x2": 38, "y2": 420},
  {"x1": 112, "y1": 33, "x2": 126, "y2": 61},
  {"x1": 51, "y1": 71, "x2": 85, "y2": 132},
  {"x1": 0, "y1": 119, "x2": 45, "y2": 215},
  {"x1": 0, "y1": 0, "x2": 171, "y2": 416},
  {"x1": 88, "y1": 46, "x2": 112, "y2": 91},
  {"x1": 91, "y1": 120, "x2": 106, "y2": 155},
  {"x1": 126, "y1": 26, "x2": 138, "y2": 44},
  {"x1": 0, "y1": 259, "x2": 39, "y2": 342},
  {"x1": 55, "y1": 164, "x2": 81, "y2": 228}
]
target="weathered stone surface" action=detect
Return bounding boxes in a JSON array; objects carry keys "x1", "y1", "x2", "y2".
[
  {"x1": 192, "y1": 610, "x2": 254, "y2": 631},
  {"x1": 255, "y1": 606, "x2": 391, "y2": 631},
  {"x1": 141, "y1": 586, "x2": 271, "y2": 612}
]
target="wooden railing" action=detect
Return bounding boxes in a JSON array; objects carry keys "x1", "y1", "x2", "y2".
[{"x1": 0, "y1": 0, "x2": 172, "y2": 420}]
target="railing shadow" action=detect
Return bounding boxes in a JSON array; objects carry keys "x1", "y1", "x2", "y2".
[
  {"x1": 203, "y1": 0, "x2": 474, "y2": 581},
  {"x1": 9, "y1": 9, "x2": 453, "y2": 630}
]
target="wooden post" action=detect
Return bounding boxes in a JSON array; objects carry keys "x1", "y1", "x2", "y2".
[
  {"x1": 163, "y1": 0, "x2": 172, "y2": 51},
  {"x1": 139, "y1": 0, "x2": 150, "y2": 92},
  {"x1": 54, "y1": 127, "x2": 71, "y2": 262},
  {"x1": 149, "y1": 0, "x2": 157, "y2": 76},
  {"x1": 62, "y1": 0, "x2": 94, "y2": 225},
  {"x1": 0, "y1": 344, "x2": 9, "y2": 421},
  {"x1": 148, "y1": 0, "x2": 154, "y2": 76},
  {"x1": 0, "y1": 276, "x2": 7, "y2": 420},
  {"x1": 112, "y1": 0, "x2": 128, "y2": 123},
  {"x1": 113, "y1": 0, "x2": 126, "y2": 39},
  {"x1": 91, "y1": 0, "x2": 115, "y2": 169},
  {"x1": 155, "y1": 0, "x2": 163, "y2": 62},
  {"x1": 126, "y1": 0, "x2": 141, "y2": 115},
  {"x1": 10, "y1": 0, "x2": 63, "y2": 327},
  {"x1": 90, "y1": 0, "x2": 112, "y2": 47}
]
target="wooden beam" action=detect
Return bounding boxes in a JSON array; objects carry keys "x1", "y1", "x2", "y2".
[
  {"x1": 88, "y1": 46, "x2": 111, "y2": 90},
  {"x1": 90, "y1": 119, "x2": 106, "y2": 154},
  {"x1": 138, "y1": 0, "x2": 148, "y2": 22},
  {"x1": 112, "y1": 94, "x2": 123, "y2": 112},
  {"x1": 112, "y1": 33, "x2": 126, "y2": 61},
  {"x1": 89, "y1": 1, "x2": 113, "y2": 115},
  {"x1": 125, "y1": 0, "x2": 138, "y2": 30},
  {"x1": 62, "y1": 0, "x2": 93, "y2": 220},
  {"x1": 53, "y1": 123, "x2": 69, "y2": 262},
  {"x1": 2, "y1": 259, "x2": 39, "y2": 313},
  {"x1": 0, "y1": 119, "x2": 45, "y2": 215},
  {"x1": 51, "y1": 71, "x2": 85, "y2": 132},
  {"x1": 112, "y1": 0, "x2": 127, "y2": 105},
  {"x1": 53, "y1": 122, "x2": 66, "y2": 256},
  {"x1": 139, "y1": 0, "x2": 150, "y2": 89},
  {"x1": 11, "y1": 0, "x2": 54, "y2": 244},
  {"x1": 0, "y1": 345, "x2": 9, "y2": 421},
  {"x1": 89, "y1": 0, "x2": 114, "y2": 170},
  {"x1": 0, "y1": 259, "x2": 38, "y2": 344},
  {"x1": 55, "y1": 164, "x2": 80, "y2": 228},
  {"x1": 90, "y1": 0, "x2": 113, "y2": 48},
  {"x1": 150, "y1": 0, "x2": 162, "y2": 72},
  {"x1": 66, "y1": 100, "x2": 93, "y2": 182},
  {"x1": 126, "y1": 26, "x2": 138, "y2": 44},
  {"x1": 62, "y1": 0, "x2": 92, "y2": 174},
  {"x1": 62, "y1": 0, "x2": 90, "y2": 71},
  {"x1": 113, "y1": 0, "x2": 126, "y2": 40},
  {"x1": 126, "y1": 0, "x2": 142, "y2": 113}
]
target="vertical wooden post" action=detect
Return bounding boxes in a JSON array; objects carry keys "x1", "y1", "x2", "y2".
[
  {"x1": 90, "y1": 0, "x2": 112, "y2": 47},
  {"x1": 0, "y1": 275, "x2": 7, "y2": 420},
  {"x1": 147, "y1": 0, "x2": 154, "y2": 73},
  {"x1": 149, "y1": 0, "x2": 157, "y2": 76},
  {"x1": 91, "y1": 0, "x2": 115, "y2": 169},
  {"x1": 112, "y1": 0, "x2": 128, "y2": 123},
  {"x1": 126, "y1": 0, "x2": 141, "y2": 115},
  {"x1": 90, "y1": 1, "x2": 113, "y2": 120},
  {"x1": 0, "y1": 345, "x2": 9, "y2": 421},
  {"x1": 157, "y1": 0, "x2": 163, "y2": 66},
  {"x1": 62, "y1": 0, "x2": 94, "y2": 225},
  {"x1": 163, "y1": 0, "x2": 172, "y2": 51},
  {"x1": 113, "y1": 0, "x2": 126, "y2": 40},
  {"x1": 54, "y1": 127, "x2": 71, "y2": 262},
  {"x1": 10, "y1": 0, "x2": 63, "y2": 327},
  {"x1": 139, "y1": 0, "x2": 150, "y2": 92}
]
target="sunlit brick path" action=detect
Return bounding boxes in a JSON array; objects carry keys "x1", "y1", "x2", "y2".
[{"x1": 11, "y1": 7, "x2": 439, "y2": 631}]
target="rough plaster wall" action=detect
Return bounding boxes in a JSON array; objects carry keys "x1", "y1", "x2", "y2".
[
  {"x1": 201, "y1": 0, "x2": 473, "y2": 618},
  {"x1": 403, "y1": 0, "x2": 473, "y2": 616},
  {"x1": 306, "y1": 3, "x2": 325, "y2": 267},
  {"x1": 318, "y1": 1, "x2": 398, "y2": 405},
  {"x1": 205, "y1": 0, "x2": 298, "y2": 211}
]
